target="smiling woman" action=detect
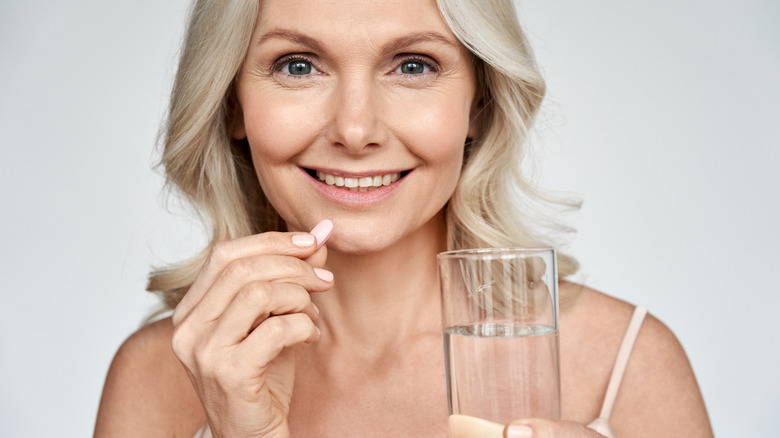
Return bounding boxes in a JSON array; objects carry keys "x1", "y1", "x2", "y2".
[
  {"x1": 233, "y1": 1, "x2": 478, "y2": 254},
  {"x1": 93, "y1": 0, "x2": 713, "y2": 437}
]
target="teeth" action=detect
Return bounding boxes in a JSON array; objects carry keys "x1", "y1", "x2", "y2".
[{"x1": 315, "y1": 170, "x2": 402, "y2": 190}]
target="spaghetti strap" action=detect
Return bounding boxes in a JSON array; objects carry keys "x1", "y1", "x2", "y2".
[
  {"x1": 193, "y1": 424, "x2": 212, "y2": 438},
  {"x1": 587, "y1": 305, "x2": 648, "y2": 438}
]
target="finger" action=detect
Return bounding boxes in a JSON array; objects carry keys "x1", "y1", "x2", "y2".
[
  {"x1": 189, "y1": 254, "x2": 333, "y2": 325},
  {"x1": 213, "y1": 281, "x2": 319, "y2": 344},
  {"x1": 172, "y1": 224, "x2": 329, "y2": 326},
  {"x1": 504, "y1": 419, "x2": 607, "y2": 438},
  {"x1": 303, "y1": 244, "x2": 328, "y2": 268},
  {"x1": 175, "y1": 219, "x2": 333, "y2": 325},
  {"x1": 236, "y1": 313, "x2": 321, "y2": 366},
  {"x1": 173, "y1": 232, "x2": 316, "y2": 326}
]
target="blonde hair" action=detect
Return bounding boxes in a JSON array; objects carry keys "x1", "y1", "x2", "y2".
[
  {"x1": 148, "y1": 0, "x2": 579, "y2": 311},
  {"x1": 436, "y1": 0, "x2": 580, "y2": 272}
]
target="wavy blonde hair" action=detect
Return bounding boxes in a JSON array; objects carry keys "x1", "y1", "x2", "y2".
[{"x1": 148, "y1": 0, "x2": 579, "y2": 311}]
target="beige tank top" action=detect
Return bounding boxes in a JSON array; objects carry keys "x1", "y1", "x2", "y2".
[{"x1": 193, "y1": 306, "x2": 649, "y2": 438}]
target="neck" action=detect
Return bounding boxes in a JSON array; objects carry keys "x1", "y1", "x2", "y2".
[{"x1": 313, "y1": 214, "x2": 447, "y2": 349}]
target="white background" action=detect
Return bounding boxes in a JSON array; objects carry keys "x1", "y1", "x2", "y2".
[{"x1": 1, "y1": 0, "x2": 777, "y2": 436}]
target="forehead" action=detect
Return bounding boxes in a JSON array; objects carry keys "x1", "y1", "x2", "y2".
[{"x1": 256, "y1": 0, "x2": 455, "y2": 43}]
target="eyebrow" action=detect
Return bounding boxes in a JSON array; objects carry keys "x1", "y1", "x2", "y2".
[
  {"x1": 380, "y1": 32, "x2": 460, "y2": 53},
  {"x1": 256, "y1": 29, "x2": 460, "y2": 54},
  {"x1": 257, "y1": 30, "x2": 325, "y2": 52}
]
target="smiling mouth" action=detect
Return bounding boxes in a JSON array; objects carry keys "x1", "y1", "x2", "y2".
[{"x1": 305, "y1": 169, "x2": 410, "y2": 192}]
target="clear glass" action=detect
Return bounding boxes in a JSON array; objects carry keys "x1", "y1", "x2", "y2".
[{"x1": 438, "y1": 248, "x2": 561, "y2": 438}]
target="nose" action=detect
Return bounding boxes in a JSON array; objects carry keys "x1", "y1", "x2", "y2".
[{"x1": 325, "y1": 76, "x2": 386, "y2": 153}]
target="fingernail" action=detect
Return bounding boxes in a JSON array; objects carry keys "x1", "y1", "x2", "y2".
[
  {"x1": 314, "y1": 268, "x2": 334, "y2": 282},
  {"x1": 292, "y1": 234, "x2": 316, "y2": 247},
  {"x1": 310, "y1": 219, "x2": 333, "y2": 249},
  {"x1": 312, "y1": 302, "x2": 320, "y2": 315},
  {"x1": 506, "y1": 424, "x2": 533, "y2": 438}
]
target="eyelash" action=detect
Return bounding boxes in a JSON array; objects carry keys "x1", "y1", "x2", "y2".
[
  {"x1": 394, "y1": 55, "x2": 440, "y2": 75},
  {"x1": 270, "y1": 54, "x2": 440, "y2": 78},
  {"x1": 271, "y1": 54, "x2": 320, "y2": 78}
]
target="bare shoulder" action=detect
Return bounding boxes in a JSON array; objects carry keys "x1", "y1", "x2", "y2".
[
  {"x1": 94, "y1": 316, "x2": 205, "y2": 437},
  {"x1": 560, "y1": 283, "x2": 713, "y2": 437},
  {"x1": 614, "y1": 308, "x2": 713, "y2": 436}
]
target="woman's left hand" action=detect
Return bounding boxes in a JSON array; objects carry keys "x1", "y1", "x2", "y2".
[{"x1": 504, "y1": 419, "x2": 606, "y2": 438}]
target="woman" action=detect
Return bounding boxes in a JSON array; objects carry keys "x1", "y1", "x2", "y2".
[{"x1": 95, "y1": 0, "x2": 713, "y2": 436}]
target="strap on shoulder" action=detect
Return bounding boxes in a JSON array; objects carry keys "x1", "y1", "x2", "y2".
[
  {"x1": 598, "y1": 305, "x2": 648, "y2": 419},
  {"x1": 586, "y1": 306, "x2": 648, "y2": 437},
  {"x1": 193, "y1": 424, "x2": 212, "y2": 438}
]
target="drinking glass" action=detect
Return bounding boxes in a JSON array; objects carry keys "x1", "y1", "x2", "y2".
[{"x1": 437, "y1": 248, "x2": 561, "y2": 438}]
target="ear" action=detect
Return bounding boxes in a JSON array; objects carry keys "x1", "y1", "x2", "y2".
[{"x1": 228, "y1": 91, "x2": 247, "y2": 140}]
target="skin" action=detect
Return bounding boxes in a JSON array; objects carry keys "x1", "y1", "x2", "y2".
[
  {"x1": 232, "y1": 0, "x2": 479, "y2": 253},
  {"x1": 94, "y1": 0, "x2": 714, "y2": 437}
]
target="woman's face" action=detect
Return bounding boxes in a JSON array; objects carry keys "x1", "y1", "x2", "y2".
[{"x1": 233, "y1": 0, "x2": 479, "y2": 253}]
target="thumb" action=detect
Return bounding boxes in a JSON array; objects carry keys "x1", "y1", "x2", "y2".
[
  {"x1": 303, "y1": 244, "x2": 328, "y2": 268},
  {"x1": 504, "y1": 418, "x2": 607, "y2": 438}
]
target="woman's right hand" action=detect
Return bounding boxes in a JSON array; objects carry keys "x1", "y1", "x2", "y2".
[{"x1": 171, "y1": 220, "x2": 334, "y2": 438}]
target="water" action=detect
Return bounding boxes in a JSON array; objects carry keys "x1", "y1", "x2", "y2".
[{"x1": 443, "y1": 323, "x2": 561, "y2": 428}]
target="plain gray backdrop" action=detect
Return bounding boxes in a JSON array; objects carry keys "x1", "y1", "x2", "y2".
[{"x1": 1, "y1": 0, "x2": 778, "y2": 436}]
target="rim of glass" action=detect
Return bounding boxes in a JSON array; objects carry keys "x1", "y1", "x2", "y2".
[{"x1": 437, "y1": 246, "x2": 555, "y2": 260}]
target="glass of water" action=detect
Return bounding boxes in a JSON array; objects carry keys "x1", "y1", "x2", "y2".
[{"x1": 437, "y1": 247, "x2": 560, "y2": 438}]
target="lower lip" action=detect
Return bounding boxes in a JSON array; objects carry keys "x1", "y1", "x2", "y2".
[{"x1": 304, "y1": 169, "x2": 406, "y2": 206}]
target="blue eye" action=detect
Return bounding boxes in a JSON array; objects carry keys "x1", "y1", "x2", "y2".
[
  {"x1": 400, "y1": 61, "x2": 426, "y2": 74},
  {"x1": 394, "y1": 57, "x2": 437, "y2": 76},
  {"x1": 275, "y1": 56, "x2": 321, "y2": 77},
  {"x1": 287, "y1": 60, "x2": 312, "y2": 75}
]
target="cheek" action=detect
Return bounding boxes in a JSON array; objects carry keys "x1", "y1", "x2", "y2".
[
  {"x1": 243, "y1": 99, "x2": 318, "y2": 164},
  {"x1": 238, "y1": 74, "x2": 335, "y2": 160},
  {"x1": 391, "y1": 99, "x2": 470, "y2": 210},
  {"x1": 394, "y1": 93, "x2": 471, "y2": 170},
  {"x1": 240, "y1": 97, "x2": 322, "y2": 216}
]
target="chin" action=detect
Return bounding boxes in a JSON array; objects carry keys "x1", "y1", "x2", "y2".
[
  {"x1": 327, "y1": 213, "x2": 446, "y2": 257},
  {"x1": 326, "y1": 228, "x2": 398, "y2": 256}
]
